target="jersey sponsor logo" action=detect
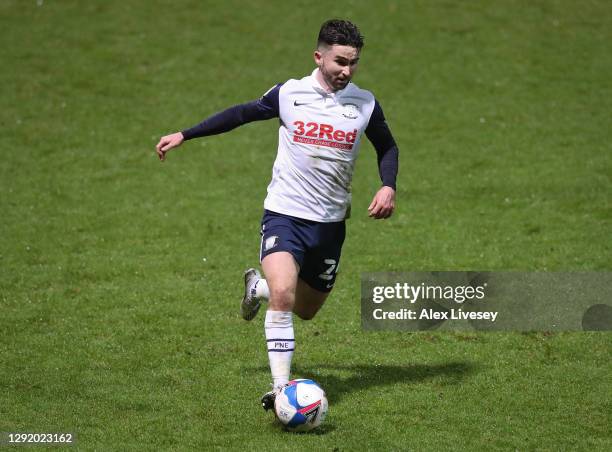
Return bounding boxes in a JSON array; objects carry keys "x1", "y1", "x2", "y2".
[
  {"x1": 293, "y1": 121, "x2": 357, "y2": 151},
  {"x1": 293, "y1": 100, "x2": 312, "y2": 107}
]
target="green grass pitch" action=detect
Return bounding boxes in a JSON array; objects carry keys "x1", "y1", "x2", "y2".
[{"x1": 1, "y1": 0, "x2": 610, "y2": 450}]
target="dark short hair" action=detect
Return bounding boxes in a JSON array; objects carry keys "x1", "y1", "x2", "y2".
[{"x1": 317, "y1": 19, "x2": 364, "y2": 49}]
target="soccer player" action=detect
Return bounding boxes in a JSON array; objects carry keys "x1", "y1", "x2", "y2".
[{"x1": 156, "y1": 19, "x2": 398, "y2": 411}]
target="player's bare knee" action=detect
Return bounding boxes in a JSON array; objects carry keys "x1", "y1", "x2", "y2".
[
  {"x1": 269, "y1": 286, "x2": 295, "y2": 311},
  {"x1": 270, "y1": 300, "x2": 294, "y2": 312}
]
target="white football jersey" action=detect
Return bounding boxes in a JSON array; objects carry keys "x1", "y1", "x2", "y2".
[{"x1": 263, "y1": 69, "x2": 376, "y2": 222}]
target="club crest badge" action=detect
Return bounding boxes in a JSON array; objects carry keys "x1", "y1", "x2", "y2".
[
  {"x1": 341, "y1": 103, "x2": 359, "y2": 119},
  {"x1": 264, "y1": 235, "x2": 279, "y2": 251}
]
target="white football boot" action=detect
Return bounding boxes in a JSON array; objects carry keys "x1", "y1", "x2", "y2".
[{"x1": 241, "y1": 268, "x2": 262, "y2": 321}]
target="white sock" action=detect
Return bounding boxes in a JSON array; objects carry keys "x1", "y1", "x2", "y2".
[
  {"x1": 265, "y1": 310, "x2": 294, "y2": 390},
  {"x1": 253, "y1": 278, "x2": 270, "y2": 300}
]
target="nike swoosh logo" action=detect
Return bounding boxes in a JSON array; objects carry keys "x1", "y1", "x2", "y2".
[{"x1": 294, "y1": 100, "x2": 311, "y2": 107}]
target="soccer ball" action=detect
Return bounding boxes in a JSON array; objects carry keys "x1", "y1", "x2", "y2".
[{"x1": 275, "y1": 379, "x2": 328, "y2": 432}]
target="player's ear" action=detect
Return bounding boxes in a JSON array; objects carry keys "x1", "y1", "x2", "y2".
[{"x1": 314, "y1": 49, "x2": 323, "y2": 66}]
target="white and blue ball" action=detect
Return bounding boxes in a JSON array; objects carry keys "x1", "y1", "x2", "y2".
[{"x1": 275, "y1": 379, "x2": 328, "y2": 432}]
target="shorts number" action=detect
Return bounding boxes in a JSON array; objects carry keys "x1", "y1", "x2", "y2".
[{"x1": 318, "y1": 259, "x2": 338, "y2": 281}]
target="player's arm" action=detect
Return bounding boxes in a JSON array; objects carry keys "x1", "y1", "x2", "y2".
[
  {"x1": 156, "y1": 84, "x2": 282, "y2": 161},
  {"x1": 364, "y1": 99, "x2": 399, "y2": 219}
]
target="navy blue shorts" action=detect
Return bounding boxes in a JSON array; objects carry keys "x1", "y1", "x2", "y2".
[{"x1": 259, "y1": 210, "x2": 346, "y2": 293}]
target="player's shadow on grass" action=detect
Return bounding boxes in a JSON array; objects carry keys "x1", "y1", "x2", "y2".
[
  {"x1": 296, "y1": 362, "x2": 475, "y2": 404},
  {"x1": 248, "y1": 361, "x2": 475, "y2": 404}
]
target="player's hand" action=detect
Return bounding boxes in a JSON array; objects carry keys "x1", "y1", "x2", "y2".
[
  {"x1": 155, "y1": 132, "x2": 184, "y2": 161},
  {"x1": 368, "y1": 186, "x2": 395, "y2": 219}
]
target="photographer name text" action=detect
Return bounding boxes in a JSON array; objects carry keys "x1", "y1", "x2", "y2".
[
  {"x1": 370, "y1": 282, "x2": 498, "y2": 322},
  {"x1": 372, "y1": 308, "x2": 498, "y2": 322}
]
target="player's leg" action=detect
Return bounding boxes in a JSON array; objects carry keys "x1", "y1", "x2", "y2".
[
  {"x1": 243, "y1": 266, "x2": 331, "y2": 321},
  {"x1": 261, "y1": 251, "x2": 299, "y2": 389},
  {"x1": 291, "y1": 219, "x2": 344, "y2": 320},
  {"x1": 241, "y1": 214, "x2": 296, "y2": 321},
  {"x1": 256, "y1": 258, "x2": 331, "y2": 409},
  {"x1": 259, "y1": 251, "x2": 300, "y2": 410},
  {"x1": 246, "y1": 210, "x2": 344, "y2": 410},
  {"x1": 245, "y1": 264, "x2": 332, "y2": 320},
  {"x1": 254, "y1": 211, "x2": 307, "y2": 410},
  {"x1": 260, "y1": 261, "x2": 335, "y2": 410},
  {"x1": 293, "y1": 278, "x2": 330, "y2": 320},
  {"x1": 261, "y1": 251, "x2": 300, "y2": 312}
]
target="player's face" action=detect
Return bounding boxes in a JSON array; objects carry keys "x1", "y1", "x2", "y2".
[{"x1": 314, "y1": 45, "x2": 360, "y2": 92}]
